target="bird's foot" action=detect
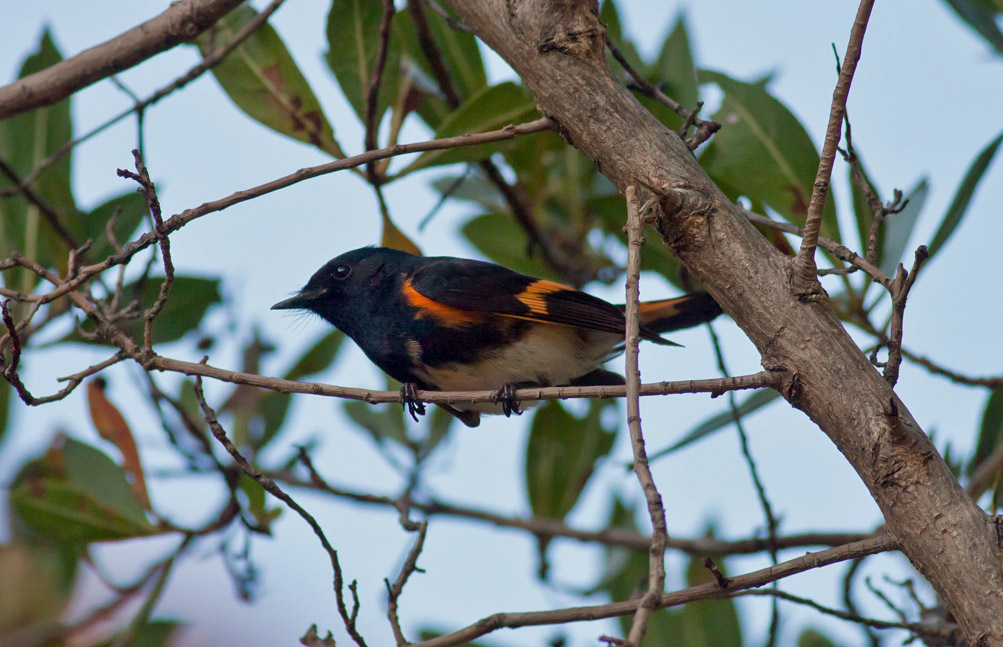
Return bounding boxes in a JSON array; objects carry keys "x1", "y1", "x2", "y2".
[
  {"x1": 400, "y1": 382, "x2": 426, "y2": 422},
  {"x1": 492, "y1": 383, "x2": 523, "y2": 417}
]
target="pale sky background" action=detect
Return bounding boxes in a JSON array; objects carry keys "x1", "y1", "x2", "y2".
[{"x1": 2, "y1": 1, "x2": 1002, "y2": 646}]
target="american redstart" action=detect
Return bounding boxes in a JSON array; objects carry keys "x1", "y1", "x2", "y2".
[{"x1": 272, "y1": 247, "x2": 721, "y2": 427}]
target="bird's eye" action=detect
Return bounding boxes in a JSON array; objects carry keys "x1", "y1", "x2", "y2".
[{"x1": 332, "y1": 264, "x2": 351, "y2": 280}]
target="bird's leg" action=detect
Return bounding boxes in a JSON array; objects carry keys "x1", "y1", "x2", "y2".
[
  {"x1": 400, "y1": 382, "x2": 426, "y2": 422},
  {"x1": 492, "y1": 383, "x2": 523, "y2": 417}
]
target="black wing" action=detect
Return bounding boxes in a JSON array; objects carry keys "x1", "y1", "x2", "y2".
[{"x1": 408, "y1": 257, "x2": 673, "y2": 344}]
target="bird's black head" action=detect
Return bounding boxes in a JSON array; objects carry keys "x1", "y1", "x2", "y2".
[{"x1": 271, "y1": 247, "x2": 418, "y2": 335}]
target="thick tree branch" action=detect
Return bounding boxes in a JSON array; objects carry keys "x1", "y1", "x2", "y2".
[
  {"x1": 447, "y1": 1, "x2": 1003, "y2": 643},
  {"x1": 0, "y1": 0, "x2": 245, "y2": 120}
]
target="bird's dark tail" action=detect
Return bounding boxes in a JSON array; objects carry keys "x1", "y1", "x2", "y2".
[{"x1": 628, "y1": 292, "x2": 722, "y2": 334}]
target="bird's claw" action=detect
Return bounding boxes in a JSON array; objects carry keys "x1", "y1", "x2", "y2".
[
  {"x1": 493, "y1": 383, "x2": 523, "y2": 417},
  {"x1": 400, "y1": 382, "x2": 426, "y2": 422}
]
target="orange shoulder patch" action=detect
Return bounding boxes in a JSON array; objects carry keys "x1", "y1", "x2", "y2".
[
  {"x1": 514, "y1": 279, "x2": 572, "y2": 316},
  {"x1": 402, "y1": 279, "x2": 483, "y2": 328}
]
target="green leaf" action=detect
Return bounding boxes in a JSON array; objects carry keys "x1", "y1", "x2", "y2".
[
  {"x1": 0, "y1": 29, "x2": 75, "y2": 292},
  {"x1": 849, "y1": 156, "x2": 881, "y2": 261},
  {"x1": 430, "y1": 174, "x2": 505, "y2": 212},
  {"x1": 0, "y1": 381, "x2": 9, "y2": 450},
  {"x1": 11, "y1": 478, "x2": 156, "y2": 543},
  {"x1": 325, "y1": 0, "x2": 402, "y2": 125},
  {"x1": 343, "y1": 400, "x2": 409, "y2": 448},
  {"x1": 928, "y1": 130, "x2": 1003, "y2": 260},
  {"x1": 284, "y1": 330, "x2": 346, "y2": 381},
  {"x1": 699, "y1": 70, "x2": 840, "y2": 243},
  {"x1": 461, "y1": 212, "x2": 560, "y2": 281},
  {"x1": 942, "y1": 0, "x2": 1003, "y2": 56},
  {"x1": 239, "y1": 471, "x2": 281, "y2": 528},
  {"x1": 396, "y1": 6, "x2": 486, "y2": 103},
  {"x1": 878, "y1": 178, "x2": 928, "y2": 277},
  {"x1": 656, "y1": 15, "x2": 698, "y2": 111},
  {"x1": 525, "y1": 400, "x2": 616, "y2": 520},
  {"x1": 590, "y1": 193, "x2": 684, "y2": 289},
  {"x1": 62, "y1": 437, "x2": 150, "y2": 528},
  {"x1": 681, "y1": 551, "x2": 742, "y2": 647},
  {"x1": 968, "y1": 389, "x2": 1003, "y2": 476},
  {"x1": 125, "y1": 620, "x2": 184, "y2": 647},
  {"x1": 797, "y1": 628, "x2": 838, "y2": 647},
  {"x1": 652, "y1": 389, "x2": 782, "y2": 459},
  {"x1": 199, "y1": 6, "x2": 343, "y2": 157},
  {"x1": 423, "y1": 404, "x2": 454, "y2": 457},
  {"x1": 75, "y1": 192, "x2": 148, "y2": 263},
  {"x1": 405, "y1": 82, "x2": 538, "y2": 172},
  {"x1": 259, "y1": 331, "x2": 346, "y2": 448},
  {"x1": 600, "y1": 0, "x2": 644, "y2": 73},
  {"x1": 643, "y1": 14, "x2": 699, "y2": 131},
  {"x1": 0, "y1": 542, "x2": 77, "y2": 630},
  {"x1": 66, "y1": 276, "x2": 221, "y2": 346}
]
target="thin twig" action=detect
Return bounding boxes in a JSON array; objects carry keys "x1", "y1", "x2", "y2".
[
  {"x1": 604, "y1": 36, "x2": 719, "y2": 149},
  {"x1": 364, "y1": 0, "x2": 396, "y2": 185},
  {"x1": 410, "y1": 534, "x2": 898, "y2": 647},
  {"x1": 743, "y1": 208, "x2": 891, "y2": 286},
  {"x1": 426, "y1": 0, "x2": 471, "y2": 32},
  {"x1": 707, "y1": 321, "x2": 780, "y2": 645},
  {"x1": 0, "y1": 0, "x2": 288, "y2": 199},
  {"x1": 385, "y1": 521, "x2": 428, "y2": 646},
  {"x1": 792, "y1": 0, "x2": 875, "y2": 289},
  {"x1": 0, "y1": 0, "x2": 245, "y2": 120},
  {"x1": 0, "y1": 118, "x2": 552, "y2": 309},
  {"x1": 407, "y1": 0, "x2": 583, "y2": 283},
  {"x1": 900, "y1": 348, "x2": 1003, "y2": 388},
  {"x1": 0, "y1": 157, "x2": 79, "y2": 249},
  {"x1": 193, "y1": 373, "x2": 368, "y2": 647},
  {"x1": 117, "y1": 150, "x2": 174, "y2": 350},
  {"x1": 623, "y1": 187, "x2": 667, "y2": 646},
  {"x1": 277, "y1": 464, "x2": 880, "y2": 555},
  {"x1": 884, "y1": 246, "x2": 929, "y2": 386},
  {"x1": 734, "y1": 589, "x2": 956, "y2": 641}
]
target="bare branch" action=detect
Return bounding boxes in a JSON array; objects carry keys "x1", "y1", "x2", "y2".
[
  {"x1": 883, "y1": 246, "x2": 929, "y2": 386},
  {"x1": 3, "y1": 118, "x2": 553, "y2": 310},
  {"x1": 116, "y1": 150, "x2": 174, "y2": 350},
  {"x1": 734, "y1": 589, "x2": 956, "y2": 642},
  {"x1": 0, "y1": 0, "x2": 288, "y2": 200},
  {"x1": 604, "y1": 36, "x2": 719, "y2": 149},
  {"x1": 280, "y1": 464, "x2": 880, "y2": 554},
  {"x1": 742, "y1": 208, "x2": 891, "y2": 286},
  {"x1": 0, "y1": 0, "x2": 245, "y2": 120},
  {"x1": 792, "y1": 0, "x2": 875, "y2": 288},
  {"x1": 364, "y1": 0, "x2": 396, "y2": 185},
  {"x1": 623, "y1": 187, "x2": 666, "y2": 646},
  {"x1": 193, "y1": 374, "x2": 368, "y2": 647},
  {"x1": 386, "y1": 521, "x2": 428, "y2": 646},
  {"x1": 411, "y1": 534, "x2": 897, "y2": 647}
]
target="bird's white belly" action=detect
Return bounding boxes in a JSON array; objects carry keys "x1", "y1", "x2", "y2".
[{"x1": 412, "y1": 324, "x2": 620, "y2": 395}]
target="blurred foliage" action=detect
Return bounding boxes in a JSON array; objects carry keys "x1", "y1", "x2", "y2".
[
  {"x1": 525, "y1": 400, "x2": 617, "y2": 521},
  {"x1": 596, "y1": 499, "x2": 742, "y2": 646},
  {"x1": 1, "y1": 1, "x2": 1001, "y2": 645}
]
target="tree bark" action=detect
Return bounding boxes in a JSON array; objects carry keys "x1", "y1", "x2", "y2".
[{"x1": 449, "y1": 0, "x2": 1003, "y2": 642}]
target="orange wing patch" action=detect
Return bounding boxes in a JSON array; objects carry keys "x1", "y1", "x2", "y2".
[
  {"x1": 637, "y1": 299, "x2": 684, "y2": 323},
  {"x1": 514, "y1": 279, "x2": 572, "y2": 316},
  {"x1": 402, "y1": 279, "x2": 483, "y2": 328}
]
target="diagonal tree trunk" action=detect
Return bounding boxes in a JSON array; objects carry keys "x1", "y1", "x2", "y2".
[{"x1": 448, "y1": 0, "x2": 1003, "y2": 642}]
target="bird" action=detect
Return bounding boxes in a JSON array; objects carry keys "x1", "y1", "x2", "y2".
[{"x1": 272, "y1": 247, "x2": 721, "y2": 427}]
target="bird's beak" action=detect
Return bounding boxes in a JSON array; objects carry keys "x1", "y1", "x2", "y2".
[{"x1": 271, "y1": 289, "x2": 325, "y2": 311}]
